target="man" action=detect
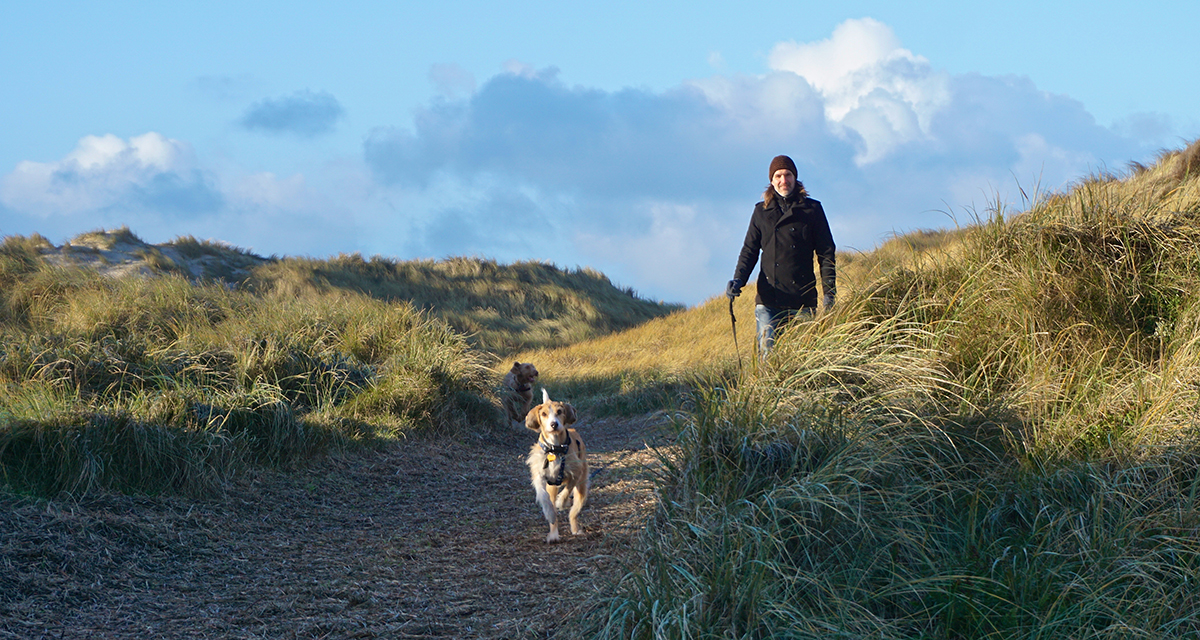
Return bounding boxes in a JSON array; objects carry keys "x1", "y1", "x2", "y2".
[{"x1": 727, "y1": 154, "x2": 836, "y2": 356}]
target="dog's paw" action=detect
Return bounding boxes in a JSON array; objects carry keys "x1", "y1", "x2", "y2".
[{"x1": 545, "y1": 531, "x2": 560, "y2": 543}]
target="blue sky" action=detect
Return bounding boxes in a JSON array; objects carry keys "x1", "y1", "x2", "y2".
[{"x1": 2, "y1": 1, "x2": 1198, "y2": 305}]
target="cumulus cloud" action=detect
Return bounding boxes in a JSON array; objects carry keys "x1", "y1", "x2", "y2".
[
  {"x1": 1, "y1": 20, "x2": 1170, "y2": 306},
  {"x1": 364, "y1": 67, "x2": 774, "y2": 202},
  {"x1": 0, "y1": 132, "x2": 366, "y2": 258},
  {"x1": 208, "y1": 170, "x2": 364, "y2": 255},
  {"x1": 239, "y1": 90, "x2": 345, "y2": 137},
  {"x1": 576, "y1": 202, "x2": 736, "y2": 297},
  {"x1": 359, "y1": 21, "x2": 1157, "y2": 304},
  {"x1": 768, "y1": 18, "x2": 950, "y2": 164},
  {"x1": 0, "y1": 132, "x2": 222, "y2": 217}
]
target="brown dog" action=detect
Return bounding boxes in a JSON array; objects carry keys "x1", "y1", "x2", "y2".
[
  {"x1": 502, "y1": 362, "x2": 539, "y2": 426},
  {"x1": 525, "y1": 389, "x2": 588, "y2": 543}
]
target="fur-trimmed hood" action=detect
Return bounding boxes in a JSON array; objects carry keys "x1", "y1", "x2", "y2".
[{"x1": 762, "y1": 182, "x2": 808, "y2": 209}]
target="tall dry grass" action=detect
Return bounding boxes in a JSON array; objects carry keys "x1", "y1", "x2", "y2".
[
  {"x1": 0, "y1": 246, "x2": 495, "y2": 496},
  {"x1": 251, "y1": 253, "x2": 681, "y2": 354},
  {"x1": 1, "y1": 227, "x2": 682, "y2": 496},
  {"x1": 506, "y1": 287, "x2": 759, "y2": 414},
  {"x1": 588, "y1": 139, "x2": 1200, "y2": 638}
]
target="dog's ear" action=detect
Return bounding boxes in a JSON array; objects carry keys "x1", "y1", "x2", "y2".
[
  {"x1": 511, "y1": 362, "x2": 522, "y2": 373},
  {"x1": 525, "y1": 406, "x2": 541, "y2": 431},
  {"x1": 562, "y1": 402, "x2": 577, "y2": 425}
]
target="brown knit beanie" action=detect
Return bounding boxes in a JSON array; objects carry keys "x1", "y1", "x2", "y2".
[{"x1": 768, "y1": 155, "x2": 797, "y2": 179}]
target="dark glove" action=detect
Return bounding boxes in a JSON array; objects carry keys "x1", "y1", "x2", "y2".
[
  {"x1": 726, "y1": 279, "x2": 743, "y2": 300},
  {"x1": 823, "y1": 293, "x2": 835, "y2": 311}
]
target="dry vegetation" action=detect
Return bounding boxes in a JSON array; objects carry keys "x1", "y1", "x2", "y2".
[
  {"x1": 6, "y1": 139, "x2": 1200, "y2": 639},
  {"x1": 0, "y1": 226, "x2": 682, "y2": 639},
  {"x1": 1, "y1": 412, "x2": 668, "y2": 639},
  {"x1": 251, "y1": 253, "x2": 681, "y2": 354},
  {"x1": 589, "y1": 139, "x2": 1200, "y2": 638}
]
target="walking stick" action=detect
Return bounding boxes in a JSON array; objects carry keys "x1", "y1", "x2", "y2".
[{"x1": 729, "y1": 296, "x2": 743, "y2": 377}]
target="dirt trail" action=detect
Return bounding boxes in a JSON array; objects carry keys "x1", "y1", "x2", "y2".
[{"x1": 0, "y1": 413, "x2": 668, "y2": 639}]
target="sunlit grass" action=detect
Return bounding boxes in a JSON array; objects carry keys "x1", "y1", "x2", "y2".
[
  {"x1": 0, "y1": 254, "x2": 495, "y2": 496},
  {"x1": 585, "y1": 138, "x2": 1200, "y2": 638},
  {"x1": 251, "y1": 253, "x2": 682, "y2": 354},
  {"x1": 6, "y1": 135, "x2": 1200, "y2": 637},
  {"x1": 0, "y1": 228, "x2": 682, "y2": 496}
]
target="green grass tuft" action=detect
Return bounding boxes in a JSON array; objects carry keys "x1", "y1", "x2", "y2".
[
  {"x1": 586, "y1": 137, "x2": 1200, "y2": 638},
  {"x1": 0, "y1": 263, "x2": 497, "y2": 496}
]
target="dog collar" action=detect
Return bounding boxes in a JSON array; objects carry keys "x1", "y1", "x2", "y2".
[
  {"x1": 538, "y1": 433, "x2": 571, "y2": 456},
  {"x1": 515, "y1": 384, "x2": 532, "y2": 393}
]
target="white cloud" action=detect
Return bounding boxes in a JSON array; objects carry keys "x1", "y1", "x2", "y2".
[
  {"x1": 0, "y1": 132, "x2": 367, "y2": 259},
  {"x1": 770, "y1": 18, "x2": 905, "y2": 96},
  {"x1": 1, "y1": 19, "x2": 1169, "y2": 306},
  {"x1": 686, "y1": 72, "x2": 827, "y2": 143},
  {"x1": 575, "y1": 202, "x2": 740, "y2": 302},
  {"x1": 358, "y1": 21, "x2": 1156, "y2": 303},
  {"x1": 229, "y1": 172, "x2": 311, "y2": 210},
  {"x1": 768, "y1": 18, "x2": 951, "y2": 164},
  {"x1": 0, "y1": 132, "x2": 221, "y2": 217},
  {"x1": 1011, "y1": 133, "x2": 1100, "y2": 188}
]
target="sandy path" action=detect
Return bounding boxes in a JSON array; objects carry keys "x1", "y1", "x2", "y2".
[{"x1": 0, "y1": 414, "x2": 667, "y2": 639}]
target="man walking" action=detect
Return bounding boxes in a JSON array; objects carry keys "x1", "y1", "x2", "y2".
[{"x1": 727, "y1": 155, "x2": 836, "y2": 356}]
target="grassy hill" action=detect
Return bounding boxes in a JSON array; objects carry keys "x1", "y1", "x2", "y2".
[
  {"x1": 250, "y1": 253, "x2": 682, "y2": 355},
  {"x1": 10, "y1": 228, "x2": 682, "y2": 355},
  {"x1": 576, "y1": 139, "x2": 1200, "y2": 638},
  {"x1": 0, "y1": 231, "x2": 679, "y2": 496},
  {"x1": 6, "y1": 136, "x2": 1200, "y2": 637}
]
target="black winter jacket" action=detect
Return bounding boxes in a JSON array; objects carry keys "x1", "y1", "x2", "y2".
[{"x1": 733, "y1": 194, "x2": 836, "y2": 309}]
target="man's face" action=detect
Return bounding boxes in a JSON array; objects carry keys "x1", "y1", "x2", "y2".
[{"x1": 772, "y1": 169, "x2": 796, "y2": 197}]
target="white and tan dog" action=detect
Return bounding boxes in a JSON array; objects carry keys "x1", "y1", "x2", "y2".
[
  {"x1": 525, "y1": 389, "x2": 588, "y2": 543},
  {"x1": 502, "y1": 362, "x2": 539, "y2": 426}
]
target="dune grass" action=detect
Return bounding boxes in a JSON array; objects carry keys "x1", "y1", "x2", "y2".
[
  {"x1": 0, "y1": 227, "x2": 680, "y2": 496},
  {"x1": 505, "y1": 288, "x2": 756, "y2": 415},
  {"x1": 0, "y1": 247, "x2": 496, "y2": 496},
  {"x1": 6, "y1": 133, "x2": 1200, "y2": 636},
  {"x1": 250, "y1": 253, "x2": 682, "y2": 354},
  {"x1": 586, "y1": 140, "x2": 1200, "y2": 638}
]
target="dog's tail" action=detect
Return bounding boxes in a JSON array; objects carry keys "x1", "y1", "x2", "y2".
[{"x1": 541, "y1": 387, "x2": 550, "y2": 403}]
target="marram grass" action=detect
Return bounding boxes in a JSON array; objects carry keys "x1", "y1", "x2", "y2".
[
  {"x1": 6, "y1": 139, "x2": 1200, "y2": 637},
  {"x1": 249, "y1": 252, "x2": 682, "y2": 354},
  {"x1": 0, "y1": 258, "x2": 495, "y2": 496},
  {"x1": 583, "y1": 140, "x2": 1200, "y2": 639},
  {"x1": 0, "y1": 231, "x2": 680, "y2": 496},
  {"x1": 595, "y1": 381, "x2": 1200, "y2": 639}
]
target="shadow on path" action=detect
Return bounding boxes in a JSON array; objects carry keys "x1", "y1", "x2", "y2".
[{"x1": 1, "y1": 413, "x2": 669, "y2": 639}]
